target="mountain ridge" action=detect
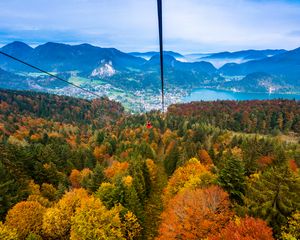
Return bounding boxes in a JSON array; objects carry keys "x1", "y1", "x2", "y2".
[{"x1": 0, "y1": 41, "x2": 299, "y2": 112}]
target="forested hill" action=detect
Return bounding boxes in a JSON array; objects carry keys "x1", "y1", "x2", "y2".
[
  {"x1": 168, "y1": 100, "x2": 300, "y2": 134},
  {"x1": 0, "y1": 89, "x2": 124, "y2": 127},
  {"x1": 0, "y1": 89, "x2": 299, "y2": 240}
]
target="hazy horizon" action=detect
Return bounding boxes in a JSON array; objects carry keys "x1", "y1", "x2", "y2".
[{"x1": 0, "y1": 40, "x2": 295, "y2": 55}]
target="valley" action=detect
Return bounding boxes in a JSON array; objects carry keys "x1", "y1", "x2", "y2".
[{"x1": 0, "y1": 41, "x2": 300, "y2": 112}]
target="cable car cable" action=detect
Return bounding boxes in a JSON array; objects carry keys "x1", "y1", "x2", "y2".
[{"x1": 157, "y1": 0, "x2": 164, "y2": 113}]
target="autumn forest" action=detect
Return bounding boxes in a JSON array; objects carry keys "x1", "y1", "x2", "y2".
[{"x1": 0, "y1": 89, "x2": 300, "y2": 240}]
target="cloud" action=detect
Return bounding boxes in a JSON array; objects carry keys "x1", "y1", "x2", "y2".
[
  {"x1": 288, "y1": 30, "x2": 300, "y2": 37},
  {"x1": 0, "y1": 0, "x2": 300, "y2": 52}
]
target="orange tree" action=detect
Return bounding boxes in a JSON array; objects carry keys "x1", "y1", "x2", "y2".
[
  {"x1": 209, "y1": 216, "x2": 274, "y2": 240},
  {"x1": 157, "y1": 186, "x2": 233, "y2": 240}
]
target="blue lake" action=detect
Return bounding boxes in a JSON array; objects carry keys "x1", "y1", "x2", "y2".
[{"x1": 183, "y1": 88, "x2": 300, "y2": 102}]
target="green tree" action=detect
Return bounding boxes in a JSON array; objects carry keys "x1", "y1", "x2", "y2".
[
  {"x1": 95, "y1": 182, "x2": 121, "y2": 209},
  {"x1": 122, "y1": 176, "x2": 144, "y2": 222},
  {"x1": 96, "y1": 131, "x2": 105, "y2": 145},
  {"x1": 0, "y1": 148, "x2": 27, "y2": 220},
  {"x1": 217, "y1": 156, "x2": 246, "y2": 203},
  {"x1": 164, "y1": 142, "x2": 180, "y2": 175},
  {"x1": 129, "y1": 157, "x2": 151, "y2": 203},
  {"x1": 80, "y1": 164, "x2": 106, "y2": 192},
  {"x1": 243, "y1": 166, "x2": 300, "y2": 236}
]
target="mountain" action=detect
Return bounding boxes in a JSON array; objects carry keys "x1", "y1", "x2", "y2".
[
  {"x1": 0, "y1": 42, "x2": 146, "y2": 73},
  {"x1": 0, "y1": 41, "x2": 34, "y2": 71},
  {"x1": 145, "y1": 54, "x2": 216, "y2": 73},
  {"x1": 219, "y1": 47, "x2": 300, "y2": 78},
  {"x1": 217, "y1": 72, "x2": 294, "y2": 93},
  {"x1": 1, "y1": 41, "x2": 34, "y2": 58},
  {"x1": 203, "y1": 49, "x2": 286, "y2": 60},
  {"x1": 129, "y1": 51, "x2": 185, "y2": 60},
  {"x1": 0, "y1": 41, "x2": 299, "y2": 111},
  {"x1": 198, "y1": 49, "x2": 286, "y2": 67}
]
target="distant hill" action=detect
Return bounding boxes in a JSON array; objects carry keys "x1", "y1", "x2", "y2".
[
  {"x1": 129, "y1": 51, "x2": 184, "y2": 60},
  {"x1": 0, "y1": 42, "x2": 146, "y2": 73},
  {"x1": 217, "y1": 72, "x2": 296, "y2": 93},
  {"x1": 0, "y1": 89, "x2": 124, "y2": 127},
  {"x1": 0, "y1": 68, "x2": 31, "y2": 90},
  {"x1": 145, "y1": 54, "x2": 216, "y2": 73},
  {"x1": 198, "y1": 49, "x2": 287, "y2": 68},
  {"x1": 219, "y1": 48, "x2": 300, "y2": 78},
  {"x1": 203, "y1": 49, "x2": 286, "y2": 60}
]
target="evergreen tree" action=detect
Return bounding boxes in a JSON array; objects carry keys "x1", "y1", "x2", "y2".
[
  {"x1": 0, "y1": 162, "x2": 21, "y2": 220},
  {"x1": 164, "y1": 142, "x2": 180, "y2": 175},
  {"x1": 243, "y1": 166, "x2": 300, "y2": 236},
  {"x1": 241, "y1": 137, "x2": 260, "y2": 175},
  {"x1": 0, "y1": 146, "x2": 28, "y2": 219},
  {"x1": 96, "y1": 131, "x2": 105, "y2": 145},
  {"x1": 129, "y1": 158, "x2": 148, "y2": 203},
  {"x1": 81, "y1": 164, "x2": 106, "y2": 192},
  {"x1": 217, "y1": 156, "x2": 246, "y2": 203},
  {"x1": 123, "y1": 181, "x2": 144, "y2": 222}
]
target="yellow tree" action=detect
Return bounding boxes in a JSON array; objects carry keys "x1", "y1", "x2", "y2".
[
  {"x1": 5, "y1": 201, "x2": 45, "y2": 239},
  {"x1": 70, "y1": 197, "x2": 124, "y2": 240},
  {"x1": 146, "y1": 159, "x2": 157, "y2": 184},
  {"x1": 281, "y1": 211, "x2": 300, "y2": 240},
  {"x1": 27, "y1": 181, "x2": 52, "y2": 207},
  {"x1": 42, "y1": 188, "x2": 89, "y2": 239},
  {"x1": 0, "y1": 221, "x2": 19, "y2": 240},
  {"x1": 121, "y1": 211, "x2": 142, "y2": 240},
  {"x1": 163, "y1": 158, "x2": 216, "y2": 204}
]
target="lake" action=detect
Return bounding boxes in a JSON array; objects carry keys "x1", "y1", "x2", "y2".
[{"x1": 183, "y1": 88, "x2": 300, "y2": 102}]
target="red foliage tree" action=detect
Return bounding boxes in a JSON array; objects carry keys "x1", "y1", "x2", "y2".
[
  {"x1": 289, "y1": 159, "x2": 298, "y2": 173},
  {"x1": 157, "y1": 186, "x2": 233, "y2": 240},
  {"x1": 257, "y1": 156, "x2": 274, "y2": 168},
  {"x1": 209, "y1": 216, "x2": 274, "y2": 240}
]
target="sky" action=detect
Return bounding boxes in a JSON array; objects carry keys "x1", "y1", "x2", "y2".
[{"x1": 0, "y1": 0, "x2": 300, "y2": 53}]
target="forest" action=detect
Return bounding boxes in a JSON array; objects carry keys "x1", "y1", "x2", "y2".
[{"x1": 0, "y1": 89, "x2": 299, "y2": 240}]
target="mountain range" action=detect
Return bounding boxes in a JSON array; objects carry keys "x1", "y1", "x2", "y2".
[{"x1": 0, "y1": 41, "x2": 299, "y2": 111}]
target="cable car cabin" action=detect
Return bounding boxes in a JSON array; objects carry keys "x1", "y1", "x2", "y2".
[{"x1": 146, "y1": 121, "x2": 152, "y2": 129}]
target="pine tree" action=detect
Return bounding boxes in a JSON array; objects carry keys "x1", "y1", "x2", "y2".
[
  {"x1": 129, "y1": 158, "x2": 148, "y2": 203},
  {"x1": 243, "y1": 166, "x2": 300, "y2": 236},
  {"x1": 92, "y1": 164, "x2": 106, "y2": 186},
  {"x1": 81, "y1": 164, "x2": 106, "y2": 192},
  {"x1": 96, "y1": 131, "x2": 105, "y2": 145},
  {"x1": 164, "y1": 142, "x2": 180, "y2": 175},
  {"x1": 123, "y1": 180, "x2": 144, "y2": 222},
  {"x1": 217, "y1": 156, "x2": 246, "y2": 203},
  {"x1": 0, "y1": 147, "x2": 28, "y2": 220}
]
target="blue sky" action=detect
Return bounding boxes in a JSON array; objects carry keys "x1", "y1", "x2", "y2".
[{"x1": 0, "y1": 0, "x2": 300, "y2": 53}]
